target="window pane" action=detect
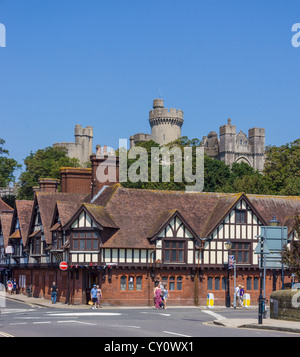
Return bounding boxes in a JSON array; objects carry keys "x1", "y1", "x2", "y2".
[
  {"x1": 169, "y1": 282, "x2": 175, "y2": 291},
  {"x1": 247, "y1": 277, "x2": 252, "y2": 290},
  {"x1": 128, "y1": 277, "x2": 134, "y2": 290},
  {"x1": 136, "y1": 276, "x2": 142, "y2": 291},
  {"x1": 178, "y1": 250, "x2": 183, "y2": 262},
  {"x1": 80, "y1": 240, "x2": 85, "y2": 250},
  {"x1": 178, "y1": 242, "x2": 184, "y2": 249},
  {"x1": 171, "y1": 242, "x2": 177, "y2": 249},
  {"x1": 86, "y1": 232, "x2": 92, "y2": 238},
  {"x1": 222, "y1": 277, "x2": 227, "y2": 290},
  {"x1": 171, "y1": 250, "x2": 177, "y2": 262},
  {"x1": 80, "y1": 232, "x2": 85, "y2": 238},
  {"x1": 254, "y1": 277, "x2": 259, "y2": 290},
  {"x1": 165, "y1": 241, "x2": 170, "y2": 248},
  {"x1": 93, "y1": 240, "x2": 98, "y2": 250},
  {"x1": 177, "y1": 276, "x2": 183, "y2": 290},
  {"x1": 165, "y1": 250, "x2": 170, "y2": 262},
  {"x1": 207, "y1": 277, "x2": 213, "y2": 290},
  {"x1": 86, "y1": 240, "x2": 92, "y2": 250},
  {"x1": 73, "y1": 240, "x2": 78, "y2": 250},
  {"x1": 215, "y1": 277, "x2": 220, "y2": 290},
  {"x1": 120, "y1": 276, "x2": 127, "y2": 290}
]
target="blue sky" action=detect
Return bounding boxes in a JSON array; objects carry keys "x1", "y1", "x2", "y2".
[{"x1": 0, "y1": 0, "x2": 300, "y2": 178}]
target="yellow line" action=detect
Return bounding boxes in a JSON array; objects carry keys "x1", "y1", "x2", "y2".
[{"x1": 0, "y1": 331, "x2": 14, "y2": 337}]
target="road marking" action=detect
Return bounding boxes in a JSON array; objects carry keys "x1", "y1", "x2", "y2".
[
  {"x1": 202, "y1": 310, "x2": 226, "y2": 321},
  {"x1": 33, "y1": 321, "x2": 51, "y2": 324},
  {"x1": 48, "y1": 312, "x2": 121, "y2": 317},
  {"x1": 57, "y1": 320, "x2": 96, "y2": 326},
  {"x1": 0, "y1": 331, "x2": 14, "y2": 337},
  {"x1": 9, "y1": 322, "x2": 27, "y2": 325},
  {"x1": 163, "y1": 331, "x2": 192, "y2": 337}
]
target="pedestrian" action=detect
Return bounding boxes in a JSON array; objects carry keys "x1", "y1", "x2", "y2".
[
  {"x1": 51, "y1": 282, "x2": 58, "y2": 304},
  {"x1": 162, "y1": 283, "x2": 169, "y2": 309},
  {"x1": 235, "y1": 285, "x2": 240, "y2": 306},
  {"x1": 90, "y1": 284, "x2": 98, "y2": 309},
  {"x1": 239, "y1": 285, "x2": 245, "y2": 307},
  {"x1": 12, "y1": 279, "x2": 18, "y2": 294},
  {"x1": 96, "y1": 285, "x2": 102, "y2": 308},
  {"x1": 153, "y1": 281, "x2": 162, "y2": 309},
  {"x1": 7, "y1": 280, "x2": 12, "y2": 295}
]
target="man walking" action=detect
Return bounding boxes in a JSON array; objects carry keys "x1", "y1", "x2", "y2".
[
  {"x1": 90, "y1": 284, "x2": 98, "y2": 309},
  {"x1": 51, "y1": 282, "x2": 58, "y2": 304}
]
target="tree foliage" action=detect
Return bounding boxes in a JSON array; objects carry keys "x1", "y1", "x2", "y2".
[
  {"x1": 17, "y1": 146, "x2": 80, "y2": 199},
  {"x1": 282, "y1": 214, "x2": 300, "y2": 281},
  {"x1": 120, "y1": 137, "x2": 300, "y2": 196},
  {"x1": 0, "y1": 138, "x2": 21, "y2": 188}
]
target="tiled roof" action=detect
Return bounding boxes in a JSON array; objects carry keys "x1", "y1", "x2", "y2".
[
  {"x1": 0, "y1": 211, "x2": 14, "y2": 248},
  {"x1": 34, "y1": 192, "x2": 88, "y2": 244}
]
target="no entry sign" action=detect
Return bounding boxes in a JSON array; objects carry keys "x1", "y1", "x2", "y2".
[{"x1": 59, "y1": 261, "x2": 68, "y2": 271}]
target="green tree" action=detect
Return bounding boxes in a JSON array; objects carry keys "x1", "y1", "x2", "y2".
[
  {"x1": 282, "y1": 214, "x2": 300, "y2": 281},
  {"x1": 263, "y1": 139, "x2": 300, "y2": 195},
  {"x1": 0, "y1": 138, "x2": 21, "y2": 188},
  {"x1": 17, "y1": 146, "x2": 80, "y2": 199}
]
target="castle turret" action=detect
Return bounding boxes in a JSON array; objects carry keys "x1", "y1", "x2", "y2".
[
  {"x1": 248, "y1": 127, "x2": 265, "y2": 172},
  {"x1": 149, "y1": 99, "x2": 184, "y2": 145}
]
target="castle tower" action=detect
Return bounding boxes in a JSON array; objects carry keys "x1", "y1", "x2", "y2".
[
  {"x1": 248, "y1": 127, "x2": 265, "y2": 172},
  {"x1": 149, "y1": 99, "x2": 184, "y2": 145},
  {"x1": 219, "y1": 118, "x2": 236, "y2": 166},
  {"x1": 53, "y1": 125, "x2": 93, "y2": 166}
]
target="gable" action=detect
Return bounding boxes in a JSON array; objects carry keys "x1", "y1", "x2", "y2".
[{"x1": 71, "y1": 210, "x2": 97, "y2": 229}]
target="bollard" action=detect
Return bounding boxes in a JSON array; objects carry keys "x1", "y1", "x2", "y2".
[
  {"x1": 207, "y1": 293, "x2": 214, "y2": 308},
  {"x1": 243, "y1": 293, "x2": 250, "y2": 308}
]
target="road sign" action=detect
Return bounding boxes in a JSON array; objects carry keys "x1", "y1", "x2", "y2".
[
  {"x1": 59, "y1": 261, "x2": 68, "y2": 271},
  {"x1": 260, "y1": 226, "x2": 288, "y2": 269}
]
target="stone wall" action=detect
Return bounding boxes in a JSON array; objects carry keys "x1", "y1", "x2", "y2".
[{"x1": 270, "y1": 290, "x2": 300, "y2": 321}]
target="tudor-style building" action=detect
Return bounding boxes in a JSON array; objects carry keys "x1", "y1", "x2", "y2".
[{"x1": 0, "y1": 171, "x2": 299, "y2": 306}]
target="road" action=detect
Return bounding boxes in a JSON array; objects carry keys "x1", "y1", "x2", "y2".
[{"x1": 0, "y1": 299, "x2": 298, "y2": 340}]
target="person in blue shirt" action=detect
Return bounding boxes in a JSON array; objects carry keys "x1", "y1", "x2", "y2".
[{"x1": 90, "y1": 284, "x2": 98, "y2": 309}]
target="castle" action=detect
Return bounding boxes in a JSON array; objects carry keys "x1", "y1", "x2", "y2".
[
  {"x1": 54, "y1": 99, "x2": 265, "y2": 172},
  {"x1": 130, "y1": 99, "x2": 265, "y2": 172},
  {"x1": 53, "y1": 124, "x2": 93, "y2": 166}
]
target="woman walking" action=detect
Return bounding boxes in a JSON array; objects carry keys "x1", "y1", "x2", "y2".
[{"x1": 153, "y1": 281, "x2": 162, "y2": 309}]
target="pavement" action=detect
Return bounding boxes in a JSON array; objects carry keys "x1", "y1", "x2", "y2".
[{"x1": 3, "y1": 292, "x2": 300, "y2": 334}]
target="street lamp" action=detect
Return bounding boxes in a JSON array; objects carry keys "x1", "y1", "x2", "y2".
[{"x1": 225, "y1": 239, "x2": 232, "y2": 307}]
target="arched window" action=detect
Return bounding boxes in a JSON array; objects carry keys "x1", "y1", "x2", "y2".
[
  {"x1": 136, "y1": 276, "x2": 142, "y2": 291},
  {"x1": 177, "y1": 276, "x2": 183, "y2": 291},
  {"x1": 120, "y1": 276, "x2": 127, "y2": 291}
]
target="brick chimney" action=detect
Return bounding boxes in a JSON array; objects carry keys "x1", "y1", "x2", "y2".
[
  {"x1": 90, "y1": 146, "x2": 119, "y2": 198},
  {"x1": 38, "y1": 178, "x2": 59, "y2": 193}
]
